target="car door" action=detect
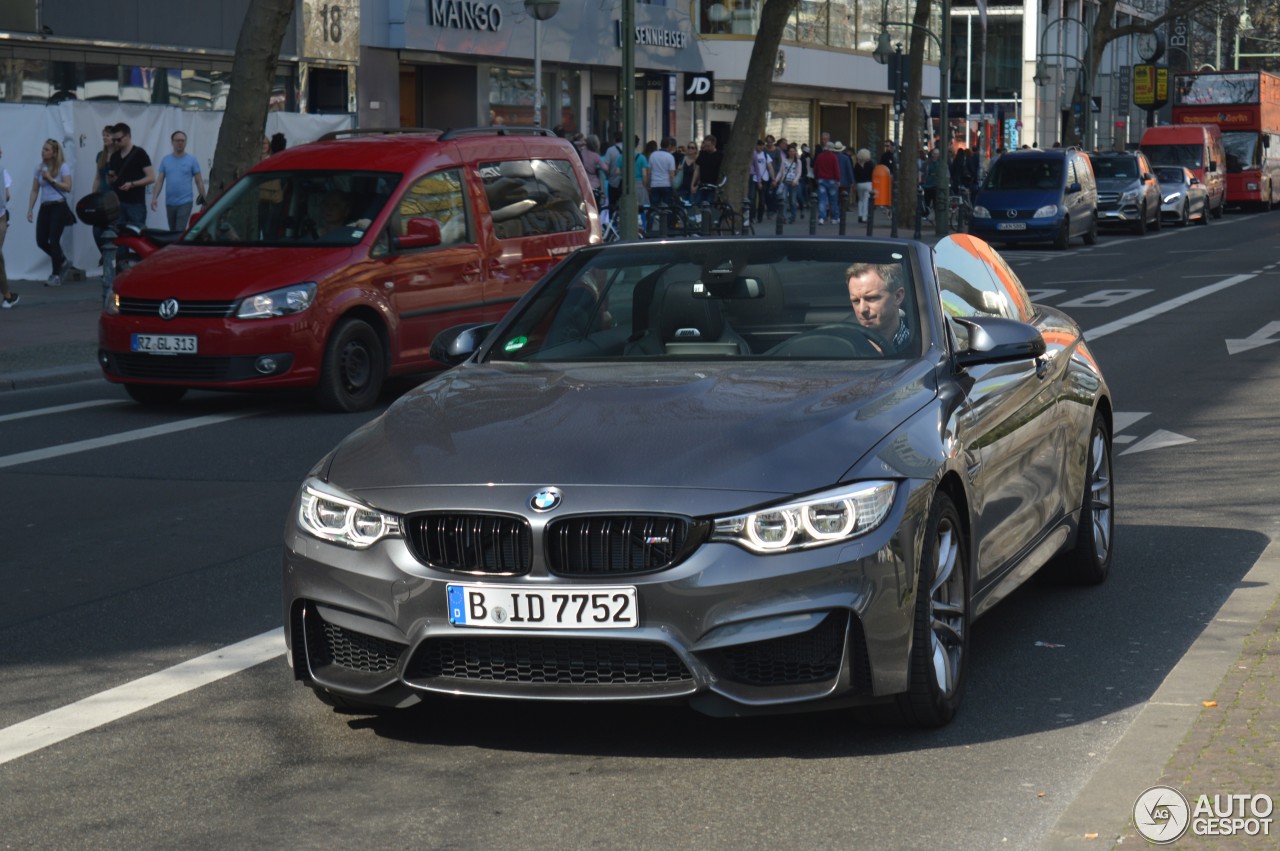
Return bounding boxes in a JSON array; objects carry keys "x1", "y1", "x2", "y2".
[
  {"x1": 379, "y1": 167, "x2": 491, "y2": 366},
  {"x1": 935, "y1": 237, "x2": 1063, "y2": 586}
]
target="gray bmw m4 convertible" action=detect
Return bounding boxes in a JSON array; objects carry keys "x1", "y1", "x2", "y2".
[{"x1": 283, "y1": 235, "x2": 1113, "y2": 727}]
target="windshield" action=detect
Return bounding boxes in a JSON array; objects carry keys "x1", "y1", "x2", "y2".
[
  {"x1": 983, "y1": 159, "x2": 1062, "y2": 190},
  {"x1": 1222, "y1": 132, "x2": 1260, "y2": 172},
  {"x1": 1154, "y1": 167, "x2": 1188, "y2": 185},
  {"x1": 1141, "y1": 144, "x2": 1203, "y2": 169},
  {"x1": 184, "y1": 170, "x2": 398, "y2": 246},
  {"x1": 485, "y1": 242, "x2": 923, "y2": 362},
  {"x1": 1089, "y1": 157, "x2": 1140, "y2": 180}
]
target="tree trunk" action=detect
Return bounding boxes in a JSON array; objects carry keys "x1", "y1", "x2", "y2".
[
  {"x1": 207, "y1": 0, "x2": 296, "y2": 199},
  {"x1": 721, "y1": 0, "x2": 799, "y2": 218}
]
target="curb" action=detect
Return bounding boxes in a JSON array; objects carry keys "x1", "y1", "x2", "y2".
[
  {"x1": 1042, "y1": 539, "x2": 1280, "y2": 847},
  {"x1": 0, "y1": 363, "x2": 102, "y2": 392}
]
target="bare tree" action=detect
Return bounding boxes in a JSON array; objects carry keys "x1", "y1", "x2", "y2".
[
  {"x1": 206, "y1": 0, "x2": 296, "y2": 198},
  {"x1": 721, "y1": 0, "x2": 800, "y2": 216},
  {"x1": 1062, "y1": 0, "x2": 1215, "y2": 147}
]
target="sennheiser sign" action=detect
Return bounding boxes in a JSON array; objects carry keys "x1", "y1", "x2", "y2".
[
  {"x1": 684, "y1": 72, "x2": 714, "y2": 102},
  {"x1": 429, "y1": 0, "x2": 504, "y2": 31}
]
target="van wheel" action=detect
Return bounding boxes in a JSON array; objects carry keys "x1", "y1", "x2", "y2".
[
  {"x1": 1083, "y1": 217, "x2": 1098, "y2": 245},
  {"x1": 1053, "y1": 219, "x2": 1070, "y2": 250},
  {"x1": 316, "y1": 319, "x2": 386, "y2": 412},
  {"x1": 1213, "y1": 199, "x2": 1224, "y2": 219},
  {"x1": 125, "y1": 384, "x2": 187, "y2": 405}
]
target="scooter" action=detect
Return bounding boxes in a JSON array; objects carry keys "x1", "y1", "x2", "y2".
[{"x1": 113, "y1": 223, "x2": 184, "y2": 265}]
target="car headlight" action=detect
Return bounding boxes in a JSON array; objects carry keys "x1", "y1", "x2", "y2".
[
  {"x1": 104, "y1": 290, "x2": 120, "y2": 316},
  {"x1": 297, "y1": 477, "x2": 402, "y2": 549},
  {"x1": 971, "y1": 205, "x2": 991, "y2": 219},
  {"x1": 236, "y1": 282, "x2": 317, "y2": 319},
  {"x1": 1120, "y1": 189, "x2": 1141, "y2": 204},
  {"x1": 1162, "y1": 191, "x2": 1183, "y2": 204},
  {"x1": 1033, "y1": 204, "x2": 1059, "y2": 218},
  {"x1": 710, "y1": 481, "x2": 896, "y2": 553}
]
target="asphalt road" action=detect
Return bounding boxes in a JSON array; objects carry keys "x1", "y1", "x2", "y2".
[{"x1": 1, "y1": 213, "x2": 1278, "y2": 850}]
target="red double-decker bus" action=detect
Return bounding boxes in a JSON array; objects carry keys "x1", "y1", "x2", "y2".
[{"x1": 1171, "y1": 70, "x2": 1280, "y2": 209}]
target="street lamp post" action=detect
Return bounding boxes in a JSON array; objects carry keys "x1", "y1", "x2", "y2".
[
  {"x1": 524, "y1": 0, "x2": 560, "y2": 128},
  {"x1": 1033, "y1": 15, "x2": 1092, "y2": 149},
  {"x1": 875, "y1": 15, "x2": 950, "y2": 236}
]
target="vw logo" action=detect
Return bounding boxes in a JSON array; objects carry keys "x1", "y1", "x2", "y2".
[
  {"x1": 1006, "y1": 209, "x2": 1018, "y2": 218},
  {"x1": 529, "y1": 487, "x2": 563, "y2": 512},
  {"x1": 158, "y1": 298, "x2": 180, "y2": 320}
]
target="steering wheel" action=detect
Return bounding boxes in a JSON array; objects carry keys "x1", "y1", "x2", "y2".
[{"x1": 767, "y1": 323, "x2": 891, "y2": 358}]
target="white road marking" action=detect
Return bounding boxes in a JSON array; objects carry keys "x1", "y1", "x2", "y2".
[
  {"x1": 1112, "y1": 412, "x2": 1151, "y2": 434},
  {"x1": 0, "y1": 400, "x2": 121, "y2": 424},
  {"x1": 0, "y1": 410, "x2": 259, "y2": 469},
  {"x1": 1120, "y1": 429, "x2": 1197, "y2": 456},
  {"x1": 1226, "y1": 321, "x2": 1280, "y2": 355},
  {"x1": 0, "y1": 629, "x2": 284, "y2": 766},
  {"x1": 1084, "y1": 274, "x2": 1255, "y2": 340}
]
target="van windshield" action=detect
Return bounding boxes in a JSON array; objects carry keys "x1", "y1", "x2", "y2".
[
  {"x1": 1141, "y1": 144, "x2": 1203, "y2": 169},
  {"x1": 1090, "y1": 157, "x2": 1139, "y2": 179},
  {"x1": 184, "y1": 170, "x2": 398, "y2": 247},
  {"x1": 983, "y1": 159, "x2": 1063, "y2": 191}
]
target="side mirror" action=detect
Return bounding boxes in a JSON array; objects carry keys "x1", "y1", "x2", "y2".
[
  {"x1": 1190, "y1": 177, "x2": 1202, "y2": 186},
  {"x1": 395, "y1": 217, "x2": 442, "y2": 250},
  {"x1": 1209, "y1": 160, "x2": 1218, "y2": 172},
  {"x1": 429, "y1": 322, "x2": 497, "y2": 366},
  {"x1": 952, "y1": 315, "x2": 1046, "y2": 368},
  {"x1": 1066, "y1": 182, "x2": 1082, "y2": 194},
  {"x1": 1143, "y1": 172, "x2": 1154, "y2": 182}
]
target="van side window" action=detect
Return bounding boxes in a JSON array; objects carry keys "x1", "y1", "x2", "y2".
[
  {"x1": 479, "y1": 158, "x2": 588, "y2": 239},
  {"x1": 395, "y1": 169, "x2": 471, "y2": 249}
]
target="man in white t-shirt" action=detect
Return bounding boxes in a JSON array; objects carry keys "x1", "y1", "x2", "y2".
[
  {"x1": 646, "y1": 137, "x2": 678, "y2": 231},
  {"x1": 0, "y1": 143, "x2": 16, "y2": 307}
]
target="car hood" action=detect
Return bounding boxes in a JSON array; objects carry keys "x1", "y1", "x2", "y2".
[
  {"x1": 327, "y1": 360, "x2": 939, "y2": 500},
  {"x1": 975, "y1": 188, "x2": 1062, "y2": 209},
  {"x1": 114, "y1": 244, "x2": 356, "y2": 299},
  {"x1": 1095, "y1": 178, "x2": 1140, "y2": 192}
]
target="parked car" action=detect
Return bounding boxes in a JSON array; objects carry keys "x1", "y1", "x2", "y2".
[
  {"x1": 1154, "y1": 166, "x2": 1210, "y2": 226},
  {"x1": 1140, "y1": 123, "x2": 1226, "y2": 219},
  {"x1": 1089, "y1": 151, "x2": 1162, "y2": 234},
  {"x1": 99, "y1": 127, "x2": 601, "y2": 411},
  {"x1": 970, "y1": 148, "x2": 1098, "y2": 249},
  {"x1": 282, "y1": 235, "x2": 1114, "y2": 727}
]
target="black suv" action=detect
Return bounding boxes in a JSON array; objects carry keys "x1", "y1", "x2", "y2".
[{"x1": 1089, "y1": 151, "x2": 1162, "y2": 235}]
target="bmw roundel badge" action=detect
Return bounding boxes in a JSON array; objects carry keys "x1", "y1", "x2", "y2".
[{"x1": 530, "y1": 487, "x2": 563, "y2": 512}]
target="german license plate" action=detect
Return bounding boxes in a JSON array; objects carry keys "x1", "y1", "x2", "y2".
[
  {"x1": 447, "y1": 583, "x2": 638, "y2": 629},
  {"x1": 131, "y1": 334, "x2": 197, "y2": 355},
  {"x1": 997, "y1": 222, "x2": 1027, "y2": 231}
]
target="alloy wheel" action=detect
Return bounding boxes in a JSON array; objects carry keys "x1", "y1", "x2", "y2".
[
  {"x1": 929, "y1": 518, "x2": 965, "y2": 697},
  {"x1": 1087, "y1": 429, "x2": 1113, "y2": 562}
]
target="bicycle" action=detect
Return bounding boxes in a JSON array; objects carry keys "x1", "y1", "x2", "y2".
[
  {"x1": 700, "y1": 177, "x2": 750, "y2": 236},
  {"x1": 948, "y1": 187, "x2": 973, "y2": 234}
]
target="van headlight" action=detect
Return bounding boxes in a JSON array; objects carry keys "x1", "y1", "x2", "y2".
[
  {"x1": 1033, "y1": 204, "x2": 1060, "y2": 218},
  {"x1": 104, "y1": 290, "x2": 120, "y2": 315},
  {"x1": 972, "y1": 205, "x2": 991, "y2": 219},
  {"x1": 710, "y1": 481, "x2": 896, "y2": 553},
  {"x1": 236, "y1": 282, "x2": 317, "y2": 319},
  {"x1": 297, "y1": 478, "x2": 402, "y2": 549}
]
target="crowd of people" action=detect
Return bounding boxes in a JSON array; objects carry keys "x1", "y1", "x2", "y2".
[{"x1": 563, "y1": 127, "x2": 1017, "y2": 231}]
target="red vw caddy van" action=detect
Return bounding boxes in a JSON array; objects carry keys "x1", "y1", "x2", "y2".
[{"x1": 99, "y1": 127, "x2": 600, "y2": 411}]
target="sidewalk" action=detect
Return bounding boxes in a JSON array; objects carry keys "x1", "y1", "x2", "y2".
[
  {"x1": 0, "y1": 274, "x2": 103, "y2": 391},
  {"x1": 1, "y1": 216, "x2": 1276, "y2": 847}
]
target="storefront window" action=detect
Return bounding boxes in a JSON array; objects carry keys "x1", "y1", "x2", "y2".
[
  {"x1": 796, "y1": 1, "x2": 828, "y2": 47},
  {"x1": 559, "y1": 69, "x2": 580, "y2": 134},
  {"x1": 488, "y1": 64, "x2": 533, "y2": 126},
  {"x1": 85, "y1": 63, "x2": 119, "y2": 101},
  {"x1": 764, "y1": 98, "x2": 812, "y2": 147},
  {"x1": 698, "y1": 0, "x2": 759, "y2": 36}
]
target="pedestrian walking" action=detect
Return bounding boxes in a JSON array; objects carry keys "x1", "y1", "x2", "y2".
[
  {"x1": 0, "y1": 143, "x2": 17, "y2": 308},
  {"x1": 854, "y1": 148, "x2": 874, "y2": 223},
  {"x1": 676, "y1": 142, "x2": 698, "y2": 204},
  {"x1": 748, "y1": 139, "x2": 770, "y2": 223},
  {"x1": 107, "y1": 122, "x2": 154, "y2": 265},
  {"x1": 26, "y1": 138, "x2": 75, "y2": 286},
  {"x1": 647, "y1": 137, "x2": 677, "y2": 231},
  {"x1": 151, "y1": 130, "x2": 207, "y2": 231},
  {"x1": 690, "y1": 135, "x2": 723, "y2": 207},
  {"x1": 579, "y1": 134, "x2": 608, "y2": 209},
  {"x1": 835, "y1": 142, "x2": 854, "y2": 222},
  {"x1": 90, "y1": 125, "x2": 117, "y2": 260},
  {"x1": 779, "y1": 143, "x2": 801, "y2": 224},
  {"x1": 812, "y1": 142, "x2": 840, "y2": 225}
]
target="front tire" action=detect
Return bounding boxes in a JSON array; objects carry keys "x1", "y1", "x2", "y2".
[
  {"x1": 895, "y1": 492, "x2": 969, "y2": 728},
  {"x1": 124, "y1": 384, "x2": 187, "y2": 405},
  {"x1": 1179, "y1": 202, "x2": 1190, "y2": 227},
  {"x1": 1053, "y1": 219, "x2": 1070, "y2": 250},
  {"x1": 1046, "y1": 413, "x2": 1114, "y2": 585},
  {"x1": 1082, "y1": 216, "x2": 1098, "y2": 245},
  {"x1": 316, "y1": 318, "x2": 386, "y2": 412},
  {"x1": 1133, "y1": 206, "x2": 1148, "y2": 235}
]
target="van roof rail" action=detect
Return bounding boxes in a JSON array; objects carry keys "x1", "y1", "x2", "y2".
[
  {"x1": 438, "y1": 126, "x2": 556, "y2": 141},
  {"x1": 317, "y1": 127, "x2": 444, "y2": 142}
]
